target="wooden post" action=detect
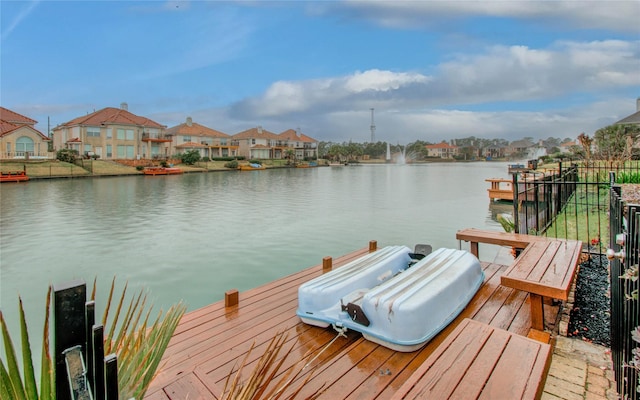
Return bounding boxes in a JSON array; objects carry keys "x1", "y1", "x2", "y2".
[
  {"x1": 225, "y1": 289, "x2": 239, "y2": 307},
  {"x1": 53, "y1": 279, "x2": 87, "y2": 400},
  {"x1": 369, "y1": 240, "x2": 377, "y2": 252},
  {"x1": 104, "y1": 354, "x2": 118, "y2": 400},
  {"x1": 322, "y1": 256, "x2": 332, "y2": 272},
  {"x1": 529, "y1": 293, "x2": 545, "y2": 331},
  {"x1": 92, "y1": 325, "x2": 105, "y2": 400}
]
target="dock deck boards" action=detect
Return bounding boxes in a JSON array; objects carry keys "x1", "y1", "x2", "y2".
[{"x1": 145, "y1": 245, "x2": 560, "y2": 400}]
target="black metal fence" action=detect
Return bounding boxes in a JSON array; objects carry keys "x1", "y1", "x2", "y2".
[
  {"x1": 609, "y1": 186, "x2": 639, "y2": 400},
  {"x1": 510, "y1": 161, "x2": 640, "y2": 398},
  {"x1": 53, "y1": 280, "x2": 118, "y2": 400}
]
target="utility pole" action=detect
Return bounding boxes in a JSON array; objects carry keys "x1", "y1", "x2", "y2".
[{"x1": 370, "y1": 108, "x2": 376, "y2": 143}]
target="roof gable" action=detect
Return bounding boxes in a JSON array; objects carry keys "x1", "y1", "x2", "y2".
[
  {"x1": 232, "y1": 127, "x2": 279, "y2": 140},
  {"x1": 0, "y1": 107, "x2": 37, "y2": 126},
  {"x1": 58, "y1": 107, "x2": 165, "y2": 129},
  {"x1": 616, "y1": 110, "x2": 640, "y2": 125},
  {"x1": 166, "y1": 121, "x2": 229, "y2": 138},
  {"x1": 278, "y1": 129, "x2": 317, "y2": 143},
  {"x1": 426, "y1": 142, "x2": 457, "y2": 149}
]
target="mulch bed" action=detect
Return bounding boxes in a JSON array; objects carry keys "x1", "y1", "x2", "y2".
[{"x1": 568, "y1": 254, "x2": 611, "y2": 347}]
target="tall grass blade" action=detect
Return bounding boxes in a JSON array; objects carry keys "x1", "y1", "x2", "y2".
[
  {"x1": 40, "y1": 286, "x2": 53, "y2": 400},
  {"x1": 18, "y1": 297, "x2": 37, "y2": 400},
  {"x1": 0, "y1": 310, "x2": 26, "y2": 400}
]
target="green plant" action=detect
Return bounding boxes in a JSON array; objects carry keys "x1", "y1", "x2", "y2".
[
  {"x1": 56, "y1": 148, "x2": 79, "y2": 163},
  {"x1": 496, "y1": 214, "x2": 515, "y2": 233},
  {"x1": 180, "y1": 150, "x2": 201, "y2": 165},
  {"x1": 0, "y1": 279, "x2": 185, "y2": 400},
  {"x1": 0, "y1": 287, "x2": 53, "y2": 400},
  {"x1": 94, "y1": 278, "x2": 186, "y2": 400},
  {"x1": 136, "y1": 165, "x2": 144, "y2": 171},
  {"x1": 225, "y1": 160, "x2": 239, "y2": 169}
]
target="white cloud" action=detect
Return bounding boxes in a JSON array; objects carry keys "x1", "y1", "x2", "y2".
[{"x1": 331, "y1": 1, "x2": 640, "y2": 32}]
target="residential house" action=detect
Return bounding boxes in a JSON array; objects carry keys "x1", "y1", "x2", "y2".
[
  {"x1": 166, "y1": 117, "x2": 237, "y2": 159},
  {"x1": 615, "y1": 97, "x2": 640, "y2": 127},
  {"x1": 559, "y1": 141, "x2": 577, "y2": 154},
  {"x1": 52, "y1": 103, "x2": 167, "y2": 160},
  {"x1": 230, "y1": 126, "x2": 319, "y2": 160},
  {"x1": 425, "y1": 142, "x2": 459, "y2": 158},
  {"x1": 482, "y1": 144, "x2": 506, "y2": 160},
  {"x1": 0, "y1": 107, "x2": 52, "y2": 159},
  {"x1": 277, "y1": 128, "x2": 318, "y2": 160}
]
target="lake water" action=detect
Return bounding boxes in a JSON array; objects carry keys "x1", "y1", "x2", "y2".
[{"x1": 0, "y1": 161, "x2": 514, "y2": 344}]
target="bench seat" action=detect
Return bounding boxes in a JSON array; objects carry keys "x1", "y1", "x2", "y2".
[{"x1": 392, "y1": 318, "x2": 552, "y2": 400}]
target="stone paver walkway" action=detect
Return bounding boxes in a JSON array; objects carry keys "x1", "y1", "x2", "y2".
[{"x1": 542, "y1": 336, "x2": 618, "y2": 400}]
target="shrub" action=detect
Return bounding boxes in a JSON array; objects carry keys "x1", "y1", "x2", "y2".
[
  {"x1": 56, "y1": 148, "x2": 79, "y2": 163},
  {"x1": 136, "y1": 166, "x2": 144, "y2": 171},
  {"x1": 224, "y1": 160, "x2": 239, "y2": 169},
  {"x1": 180, "y1": 150, "x2": 201, "y2": 165}
]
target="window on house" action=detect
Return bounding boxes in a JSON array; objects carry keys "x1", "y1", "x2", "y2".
[
  {"x1": 126, "y1": 129, "x2": 134, "y2": 140},
  {"x1": 6, "y1": 142, "x2": 11, "y2": 155},
  {"x1": 106, "y1": 128, "x2": 112, "y2": 139},
  {"x1": 183, "y1": 136, "x2": 191, "y2": 143},
  {"x1": 84, "y1": 145, "x2": 92, "y2": 153},
  {"x1": 106, "y1": 145, "x2": 112, "y2": 158},
  {"x1": 117, "y1": 129, "x2": 125, "y2": 140},
  {"x1": 87, "y1": 128, "x2": 100, "y2": 137},
  {"x1": 16, "y1": 136, "x2": 34, "y2": 155}
]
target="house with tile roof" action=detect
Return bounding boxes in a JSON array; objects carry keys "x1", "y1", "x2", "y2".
[
  {"x1": 52, "y1": 103, "x2": 167, "y2": 160},
  {"x1": 166, "y1": 117, "x2": 238, "y2": 159},
  {"x1": 277, "y1": 128, "x2": 318, "y2": 160},
  {"x1": 425, "y1": 142, "x2": 459, "y2": 158},
  {"x1": 615, "y1": 98, "x2": 640, "y2": 127},
  {"x1": 0, "y1": 107, "x2": 52, "y2": 159},
  {"x1": 230, "y1": 126, "x2": 318, "y2": 160}
]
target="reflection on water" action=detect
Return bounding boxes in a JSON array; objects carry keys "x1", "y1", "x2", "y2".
[
  {"x1": 488, "y1": 201, "x2": 514, "y2": 225},
  {"x1": 1, "y1": 162, "x2": 512, "y2": 347}
]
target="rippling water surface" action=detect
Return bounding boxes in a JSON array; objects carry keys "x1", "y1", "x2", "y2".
[{"x1": 1, "y1": 162, "x2": 512, "y2": 343}]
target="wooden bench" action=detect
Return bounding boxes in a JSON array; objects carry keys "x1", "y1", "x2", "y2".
[
  {"x1": 501, "y1": 237, "x2": 582, "y2": 331},
  {"x1": 457, "y1": 228, "x2": 582, "y2": 333},
  {"x1": 456, "y1": 227, "x2": 541, "y2": 258},
  {"x1": 392, "y1": 318, "x2": 552, "y2": 400}
]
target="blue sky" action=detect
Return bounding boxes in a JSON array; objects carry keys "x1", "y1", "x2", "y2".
[{"x1": 1, "y1": 0, "x2": 639, "y2": 144}]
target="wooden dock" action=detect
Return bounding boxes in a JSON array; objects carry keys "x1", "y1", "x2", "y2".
[
  {"x1": 144, "y1": 234, "x2": 573, "y2": 400},
  {"x1": 486, "y1": 178, "x2": 513, "y2": 202}
]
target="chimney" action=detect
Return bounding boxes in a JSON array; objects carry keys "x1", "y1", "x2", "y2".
[
  {"x1": 120, "y1": 102, "x2": 128, "y2": 111},
  {"x1": 186, "y1": 117, "x2": 193, "y2": 127},
  {"x1": 296, "y1": 127, "x2": 301, "y2": 138},
  {"x1": 257, "y1": 126, "x2": 263, "y2": 134}
]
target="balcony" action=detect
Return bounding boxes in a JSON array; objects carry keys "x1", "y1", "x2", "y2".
[{"x1": 141, "y1": 133, "x2": 172, "y2": 143}]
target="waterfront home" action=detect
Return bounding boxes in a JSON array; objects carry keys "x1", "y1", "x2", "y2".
[
  {"x1": 166, "y1": 117, "x2": 238, "y2": 159},
  {"x1": 51, "y1": 103, "x2": 167, "y2": 160},
  {"x1": 425, "y1": 141, "x2": 459, "y2": 158},
  {"x1": 0, "y1": 107, "x2": 52, "y2": 159},
  {"x1": 230, "y1": 126, "x2": 319, "y2": 160}
]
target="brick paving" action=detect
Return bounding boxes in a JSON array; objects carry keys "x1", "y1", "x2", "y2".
[{"x1": 542, "y1": 336, "x2": 618, "y2": 400}]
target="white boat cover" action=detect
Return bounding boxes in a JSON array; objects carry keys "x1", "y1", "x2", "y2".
[{"x1": 297, "y1": 247, "x2": 484, "y2": 352}]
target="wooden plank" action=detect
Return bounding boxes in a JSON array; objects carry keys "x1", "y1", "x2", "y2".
[
  {"x1": 163, "y1": 372, "x2": 217, "y2": 400},
  {"x1": 456, "y1": 228, "x2": 538, "y2": 249},
  {"x1": 392, "y1": 319, "x2": 552, "y2": 400}
]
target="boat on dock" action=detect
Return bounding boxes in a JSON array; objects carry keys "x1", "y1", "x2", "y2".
[
  {"x1": 297, "y1": 245, "x2": 484, "y2": 351},
  {"x1": 0, "y1": 170, "x2": 29, "y2": 182},
  {"x1": 143, "y1": 166, "x2": 183, "y2": 175},
  {"x1": 239, "y1": 163, "x2": 266, "y2": 171}
]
